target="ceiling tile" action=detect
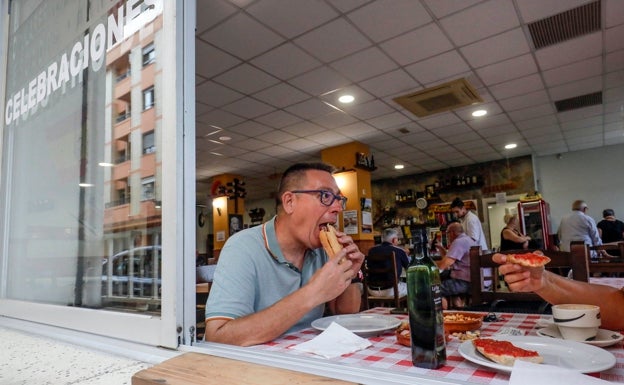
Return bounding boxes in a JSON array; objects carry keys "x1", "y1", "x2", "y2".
[
  {"x1": 281, "y1": 122, "x2": 327, "y2": 137},
  {"x1": 306, "y1": 129, "x2": 350, "y2": 146},
  {"x1": 441, "y1": 0, "x2": 519, "y2": 46},
  {"x1": 405, "y1": 51, "x2": 470, "y2": 85},
  {"x1": 548, "y1": 76, "x2": 602, "y2": 101},
  {"x1": 247, "y1": 0, "x2": 337, "y2": 38},
  {"x1": 254, "y1": 110, "x2": 302, "y2": 129},
  {"x1": 196, "y1": 108, "x2": 245, "y2": 128},
  {"x1": 330, "y1": 47, "x2": 398, "y2": 82},
  {"x1": 416, "y1": 113, "x2": 462, "y2": 130},
  {"x1": 252, "y1": 83, "x2": 311, "y2": 108},
  {"x1": 195, "y1": 41, "x2": 241, "y2": 79},
  {"x1": 381, "y1": 23, "x2": 453, "y2": 66},
  {"x1": 359, "y1": 69, "x2": 420, "y2": 98},
  {"x1": 310, "y1": 111, "x2": 358, "y2": 129},
  {"x1": 477, "y1": 54, "x2": 538, "y2": 86},
  {"x1": 251, "y1": 43, "x2": 322, "y2": 80},
  {"x1": 515, "y1": 115, "x2": 559, "y2": 130},
  {"x1": 467, "y1": 113, "x2": 511, "y2": 130},
  {"x1": 606, "y1": 24, "x2": 624, "y2": 52},
  {"x1": 499, "y1": 90, "x2": 550, "y2": 112},
  {"x1": 347, "y1": 1, "x2": 431, "y2": 42},
  {"x1": 288, "y1": 66, "x2": 351, "y2": 96},
  {"x1": 341, "y1": 99, "x2": 394, "y2": 120},
  {"x1": 258, "y1": 129, "x2": 298, "y2": 144},
  {"x1": 423, "y1": 0, "x2": 482, "y2": 19},
  {"x1": 221, "y1": 97, "x2": 276, "y2": 119},
  {"x1": 199, "y1": 13, "x2": 284, "y2": 59},
  {"x1": 542, "y1": 56, "x2": 602, "y2": 88},
  {"x1": 606, "y1": 0, "x2": 624, "y2": 27},
  {"x1": 214, "y1": 64, "x2": 280, "y2": 95},
  {"x1": 535, "y1": 33, "x2": 602, "y2": 71},
  {"x1": 284, "y1": 98, "x2": 337, "y2": 120},
  {"x1": 294, "y1": 19, "x2": 371, "y2": 62},
  {"x1": 516, "y1": 0, "x2": 590, "y2": 23},
  {"x1": 196, "y1": 81, "x2": 244, "y2": 107},
  {"x1": 488, "y1": 74, "x2": 545, "y2": 100},
  {"x1": 461, "y1": 28, "x2": 530, "y2": 68},
  {"x1": 367, "y1": 112, "x2": 412, "y2": 130},
  {"x1": 196, "y1": 0, "x2": 238, "y2": 33},
  {"x1": 226, "y1": 120, "x2": 275, "y2": 137},
  {"x1": 507, "y1": 103, "x2": 555, "y2": 122},
  {"x1": 235, "y1": 137, "x2": 273, "y2": 151}
]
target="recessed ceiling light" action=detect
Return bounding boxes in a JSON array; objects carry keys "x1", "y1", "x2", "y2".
[
  {"x1": 338, "y1": 95, "x2": 354, "y2": 103},
  {"x1": 219, "y1": 136, "x2": 231, "y2": 141},
  {"x1": 79, "y1": 183, "x2": 94, "y2": 187},
  {"x1": 505, "y1": 143, "x2": 517, "y2": 149},
  {"x1": 394, "y1": 164, "x2": 404, "y2": 170},
  {"x1": 98, "y1": 162, "x2": 114, "y2": 167},
  {"x1": 472, "y1": 109, "x2": 487, "y2": 117}
]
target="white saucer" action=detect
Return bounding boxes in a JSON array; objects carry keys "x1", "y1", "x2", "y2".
[{"x1": 537, "y1": 325, "x2": 624, "y2": 347}]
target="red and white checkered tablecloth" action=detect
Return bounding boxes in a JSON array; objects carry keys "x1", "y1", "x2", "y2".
[{"x1": 250, "y1": 308, "x2": 624, "y2": 384}]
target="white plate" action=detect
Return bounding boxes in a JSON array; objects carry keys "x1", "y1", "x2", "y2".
[
  {"x1": 311, "y1": 314, "x2": 402, "y2": 337},
  {"x1": 537, "y1": 325, "x2": 624, "y2": 347},
  {"x1": 458, "y1": 336, "x2": 616, "y2": 373}
]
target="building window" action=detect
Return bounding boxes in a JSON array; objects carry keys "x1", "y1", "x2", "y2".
[
  {"x1": 143, "y1": 87, "x2": 154, "y2": 110},
  {"x1": 142, "y1": 43, "x2": 155, "y2": 66},
  {"x1": 143, "y1": 131, "x2": 155, "y2": 154},
  {"x1": 141, "y1": 177, "x2": 155, "y2": 201}
]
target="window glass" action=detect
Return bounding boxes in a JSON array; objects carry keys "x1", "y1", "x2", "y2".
[
  {"x1": 143, "y1": 131, "x2": 155, "y2": 154},
  {"x1": 1, "y1": 0, "x2": 164, "y2": 315},
  {"x1": 143, "y1": 87, "x2": 155, "y2": 110},
  {"x1": 143, "y1": 43, "x2": 155, "y2": 66}
]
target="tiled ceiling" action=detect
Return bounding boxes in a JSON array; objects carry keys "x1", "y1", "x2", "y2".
[{"x1": 195, "y1": 0, "x2": 624, "y2": 202}]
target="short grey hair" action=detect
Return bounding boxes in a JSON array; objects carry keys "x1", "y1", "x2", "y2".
[{"x1": 382, "y1": 228, "x2": 399, "y2": 243}]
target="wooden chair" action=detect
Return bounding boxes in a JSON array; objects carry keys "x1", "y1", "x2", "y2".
[
  {"x1": 469, "y1": 246, "x2": 588, "y2": 313},
  {"x1": 362, "y1": 250, "x2": 407, "y2": 310},
  {"x1": 575, "y1": 241, "x2": 624, "y2": 276}
]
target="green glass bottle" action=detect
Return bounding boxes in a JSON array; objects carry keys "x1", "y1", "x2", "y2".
[{"x1": 406, "y1": 229, "x2": 446, "y2": 369}]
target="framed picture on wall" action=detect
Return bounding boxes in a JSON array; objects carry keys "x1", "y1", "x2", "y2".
[{"x1": 229, "y1": 214, "x2": 243, "y2": 236}]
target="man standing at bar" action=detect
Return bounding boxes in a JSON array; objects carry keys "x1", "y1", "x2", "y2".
[
  {"x1": 450, "y1": 197, "x2": 488, "y2": 251},
  {"x1": 204, "y1": 163, "x2": 364, "y2": 346}
]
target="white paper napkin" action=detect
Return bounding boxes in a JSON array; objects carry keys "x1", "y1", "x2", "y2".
[
  {"x1": 291, "y1": 321, "x2": 372, "y2": 359},
  {"x1": 510, "y1": 360, "x2": 613, "y2": 385}
]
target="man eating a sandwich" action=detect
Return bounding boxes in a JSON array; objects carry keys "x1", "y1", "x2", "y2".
[{"x1": 205, "y1": 162, "x2": 364, "y2": 346}]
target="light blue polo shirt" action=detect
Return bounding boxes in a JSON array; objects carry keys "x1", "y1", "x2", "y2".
[{"x1": 205, "y1": 216, "x2": 328, "y2": 334}]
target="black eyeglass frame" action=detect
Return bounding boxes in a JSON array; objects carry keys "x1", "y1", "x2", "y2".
[{"x1": 290, "y1": 189, "x2": 347, "y2": 209}]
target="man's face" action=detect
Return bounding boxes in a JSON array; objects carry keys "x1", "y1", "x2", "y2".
[
  {"x1": 452, "y1": 207, "x2": 466, "y2": 219},
  {"x1": 288, "y1": 170, "x2": 344, "y2": 249}
]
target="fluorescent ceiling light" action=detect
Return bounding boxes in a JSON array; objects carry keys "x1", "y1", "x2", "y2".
[
  {"x1": 338, "y1": 95, "x2": 354, "y2": 103},
  {"x1": 98, "y1": 162, "x2": 114, "y2": 167},
  {"x1": 472, "y1": 109, "x2": 487, "y2": 117},
  {"x1": 505, "y1": 143, "x2": 517, "y2": 149},
  {"x1": 394, "y1": 164, "x2": 404, "y2": 170},
  {"x1": 79, "y1": 183, "x2": 94, "y2": 187}
]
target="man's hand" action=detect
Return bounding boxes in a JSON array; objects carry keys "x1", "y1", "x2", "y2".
[{"x1": 492, "y1": 253, "x2": 546, "y2": 293}]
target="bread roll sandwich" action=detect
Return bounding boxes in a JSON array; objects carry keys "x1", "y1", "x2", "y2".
[{"x1": 320, "y1": 225, "x2": 343, "y2": 260}]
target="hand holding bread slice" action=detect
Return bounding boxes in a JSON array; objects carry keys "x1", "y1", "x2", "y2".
[{"x1": 320, "y1": 225, "x2": 343, "y2": 261}]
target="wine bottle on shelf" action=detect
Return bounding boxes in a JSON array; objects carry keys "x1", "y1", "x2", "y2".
[{"x1": 406, "y1": 229, "x2": 446, "y2": 369}]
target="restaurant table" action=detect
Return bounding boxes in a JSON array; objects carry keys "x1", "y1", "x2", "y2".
[
  {"x1": 249, "y1": 307, "x2": 624, "y2": 384},
  {"x1": 590, "y1": 276, "x2": 624, "y2": 289}
]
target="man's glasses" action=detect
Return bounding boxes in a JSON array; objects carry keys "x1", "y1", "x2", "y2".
[{"x1": 291, "y1": 190, "x2": 347, "y2": 209}]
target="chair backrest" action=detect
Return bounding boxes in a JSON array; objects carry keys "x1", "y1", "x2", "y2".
[
  {"x1": 470, "y1": 247, "x2": 588, "y2": 306},
  {"x1": 573, "y1": 240, "x2": 624, "y2": 274},
  {"x1": 363, "y1": 250, "x2": 402, "y2": 308}
]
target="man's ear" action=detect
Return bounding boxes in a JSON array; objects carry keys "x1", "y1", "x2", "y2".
[{"x1": 282, "y1": 192, "x2": 295, "y2": 214}]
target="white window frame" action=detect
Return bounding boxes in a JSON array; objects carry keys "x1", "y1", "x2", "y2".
[{"x1": 0, "y1": 0, "x2": 190, "y2": 350}]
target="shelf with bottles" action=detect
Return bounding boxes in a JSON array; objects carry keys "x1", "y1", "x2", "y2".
[
  {"x1": 355, "y1": 152, "x2": 377, "y2": 171},
  {"x1": 394, "y1": 189, "x2": 420, "y2": 206},
  {"x1": 432, "y1": 175, "x2": 484, "y2": 193}
]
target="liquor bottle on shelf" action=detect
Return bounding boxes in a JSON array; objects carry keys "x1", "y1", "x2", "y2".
[{"x1": 406, "y1": 229, "x2": 446, "y2": 369}]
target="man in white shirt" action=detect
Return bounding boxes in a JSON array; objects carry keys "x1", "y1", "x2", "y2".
[
  {"x1": 450, "y1": 197, "x2": 488, "y2": 252},
  {"x1": 558, "y1": 200, "x2": 604, "y2": 259}
]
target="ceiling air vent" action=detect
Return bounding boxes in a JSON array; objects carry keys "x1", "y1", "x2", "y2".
[
  {"x1": 527, "y1": 1, "x2": 600, "y2": 50},
  {"x1": 393, "y1": 78, "x2": 483, "y2": 118},
  {"x1": 554, "y1": 91, "x2": 602, "y2": 113}
]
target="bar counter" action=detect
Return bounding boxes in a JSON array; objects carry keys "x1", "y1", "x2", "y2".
[{"x1": 188, "y1": 307, "x2": 624, "y2": 385}]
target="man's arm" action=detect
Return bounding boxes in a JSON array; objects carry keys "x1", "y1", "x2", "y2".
[
  {"x1": 205, "y1": 248, "x2": 359, "y2": 346},
  {"x1": 494, "y1": 253, "x2": 624, "y2": 330}
]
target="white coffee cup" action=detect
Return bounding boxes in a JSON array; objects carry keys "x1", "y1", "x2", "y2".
[{"x1": 552, "y1": 304, "x2": 601, "y2": 341}]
